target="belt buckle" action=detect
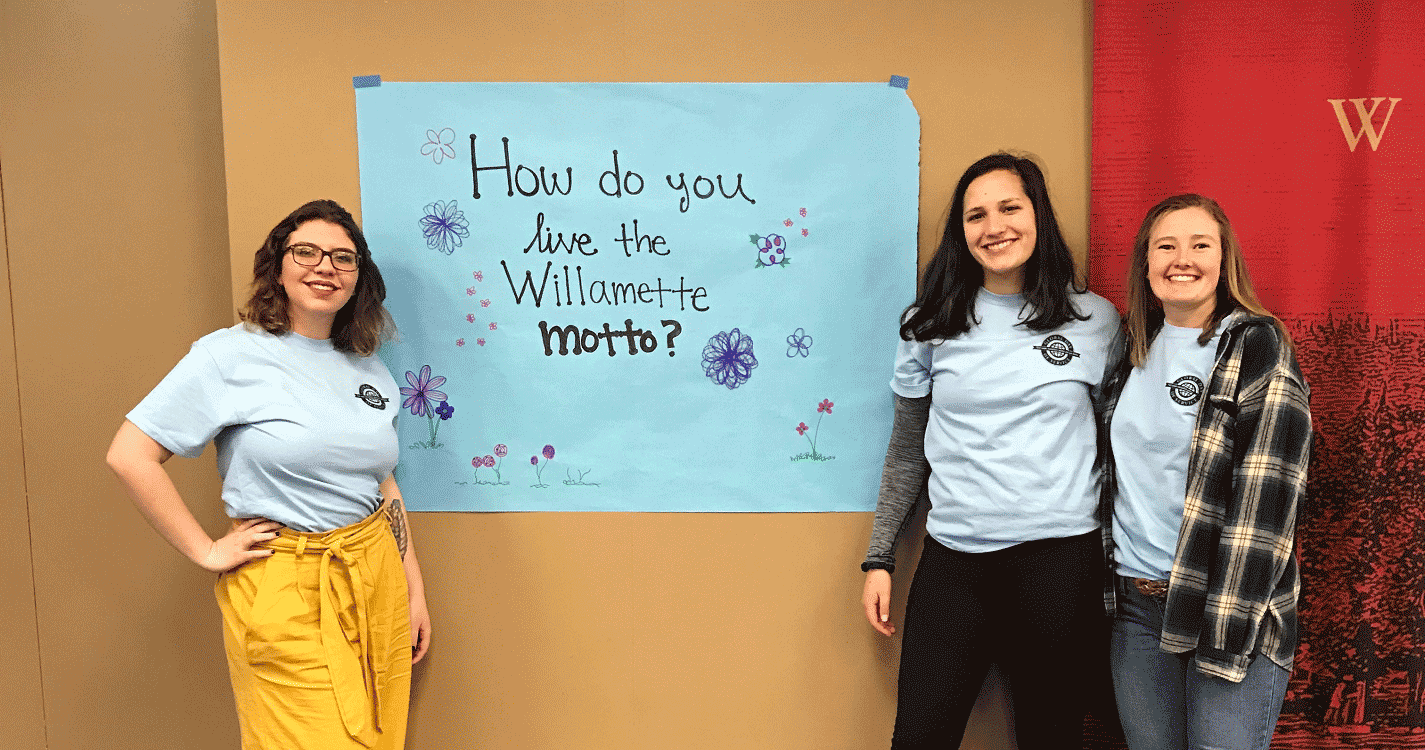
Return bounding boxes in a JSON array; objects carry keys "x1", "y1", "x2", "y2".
[{"x1": 1133, "y1": 578, "x2": 1168, "y2": 599}]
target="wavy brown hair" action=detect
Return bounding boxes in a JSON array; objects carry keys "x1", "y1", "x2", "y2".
[
  {"x1": 1126, "y1": 193, "x2": 1290, "y2": 367},
  {"x1": 239, "y1": 199, "x2": 394, "y2": 355}
]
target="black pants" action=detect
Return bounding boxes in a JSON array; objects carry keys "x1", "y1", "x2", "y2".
[{"x1": 891, "y1": 531, "x2": 1103, "y2": 750}]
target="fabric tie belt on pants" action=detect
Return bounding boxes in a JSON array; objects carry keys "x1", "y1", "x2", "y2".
[{"x1": 242, "y1": 502, "x2": 396, "y2": 747}]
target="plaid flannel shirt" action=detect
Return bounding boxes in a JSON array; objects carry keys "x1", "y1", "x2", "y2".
[{"x1": 1096, "y1": 310, "x2": 1311, "y2": 683}]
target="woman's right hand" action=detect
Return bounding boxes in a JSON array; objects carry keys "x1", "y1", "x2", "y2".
[
  {"x1": 199, "y1": 518, "x2": 282, "y2": 572},
  {"x1": 862, "y1": 569, "x2": 896, "y2": 636}
]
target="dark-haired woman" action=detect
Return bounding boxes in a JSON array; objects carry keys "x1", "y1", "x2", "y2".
[
  {"x1": 107, "y1": 200, "x2": 430, "y2": 749},
  {"x1": 861, "y1": 153, "x2": 1120, "y2": 749},
  {"x1": 1100, "y1": 195, "x2": 1309, "y2": 750}
]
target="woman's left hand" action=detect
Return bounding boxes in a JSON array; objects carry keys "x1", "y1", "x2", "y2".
[{"x1": 409, "y1": 592, "x2": 432, "y2": 664}]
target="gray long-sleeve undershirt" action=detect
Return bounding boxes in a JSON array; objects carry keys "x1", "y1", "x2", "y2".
[{"x1": 862, "y1": 393, "x2": 932, "y2": 572}]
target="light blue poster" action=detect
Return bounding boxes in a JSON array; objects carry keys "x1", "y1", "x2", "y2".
[{"x1": 355, "y1": 81, "x2": 919, "y2": 511}]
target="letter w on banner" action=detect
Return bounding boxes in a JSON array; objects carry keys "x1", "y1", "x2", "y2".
[{"x1": 1093, "y1": 1, "x2": 1424, "y2": 745}]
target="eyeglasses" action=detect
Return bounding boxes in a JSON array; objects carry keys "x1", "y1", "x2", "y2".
[{"x1": 287, "y1": 243, "x2": 360, "y2": 271}]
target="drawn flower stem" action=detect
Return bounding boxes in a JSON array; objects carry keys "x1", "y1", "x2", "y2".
[
  {"x1": 809, "y1": 411, "x2": 826, "y2": 459},
  {"x1": 426, "y1": 413, "x2": 440, "y2": 446}
]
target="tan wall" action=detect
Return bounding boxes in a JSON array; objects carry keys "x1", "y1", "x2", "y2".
[
  {"x1": 0, "y1": 1, "x2": 237, "y2": 748},
  {"x1": 1, "y1": 1, "x2": 1090, "y2": 748}
]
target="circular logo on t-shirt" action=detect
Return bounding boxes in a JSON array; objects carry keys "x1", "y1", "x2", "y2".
[
  {"x1": 355, "y1": 384, "x2": 389, "y2": 410},
  {"x1": 1033, "y1": 334, "x2": 1080, "y2": 366},
  {"x1": 1165, "y1": 375, "x2": 1205, "y2": 406}
]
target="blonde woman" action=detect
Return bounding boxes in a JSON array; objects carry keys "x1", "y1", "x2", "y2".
[{"x1": 1099, "y1": 194, "x2": 1310, "y2": 749}]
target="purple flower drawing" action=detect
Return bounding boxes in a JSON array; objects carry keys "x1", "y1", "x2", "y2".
[
  {"x1": 786, "y1": 328, "x2": 813, "y2": 358},
  {"x1": 751, "y1": 233, "x2": 789, "y2": 268},
  {"x1": 419, "y1": 200, "x2": 470, "y2": 255},
  {"x1": 401, "y1": 365, "x2": 447, "y2": 417},
  {"x1": 531, "y1": 445, "x2": 556, "y2": 487},
  {"x1": 421, "y1": 127, "x2": 457, "y2": 164},
  {"x1": 701, "y1": 328, "x2": 759, "y2": 390},
  {"x1": 400, "y1": 365, "x2": 451, "y2": 449}
]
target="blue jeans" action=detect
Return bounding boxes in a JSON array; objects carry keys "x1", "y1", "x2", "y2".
[{"x1": 1110, "y1": 576, "x2": 1290, "y2": 750}]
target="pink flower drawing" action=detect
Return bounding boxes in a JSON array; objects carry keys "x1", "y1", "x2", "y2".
[{"x1": 421, "y1": 127, "x2": 457, "y2": 164}]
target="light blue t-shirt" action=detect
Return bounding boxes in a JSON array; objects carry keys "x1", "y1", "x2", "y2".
[
  {"x1": 1110, "y1": 321, "x2": 1222, "y2": 580},
  {"x1": 127, "y1": 324, "x2": 401, "y2": 532},
  {"x1": 892, "y1": 289, "x2": 1121, "y2": 552}
]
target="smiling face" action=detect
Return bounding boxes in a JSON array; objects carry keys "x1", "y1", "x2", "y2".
[
  {"x1": 962, "y1": 169, "x2": 1036, "y2": 294},
  {"x1": 1146, "y1": 206, "x2": 1222, "y2": 327},
  {"x1": 280, "y1": 219, "x2": 359, "y2": 339}
]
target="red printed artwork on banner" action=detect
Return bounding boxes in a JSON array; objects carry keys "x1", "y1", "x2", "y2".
[{"x1": 1093, "y1": 1, "x2": 1425, "y2": 747}]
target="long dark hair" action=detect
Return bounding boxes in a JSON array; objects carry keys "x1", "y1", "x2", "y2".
[
  {"x1": 1125, "y1": 193, "x2": 1290, "y2": 367},
  {"x1": 900, "y1": 152, "x2": 1087, "y2": 341},
  {"x1": 239, "y1": 199, "x2": 395, "y2": 355}
]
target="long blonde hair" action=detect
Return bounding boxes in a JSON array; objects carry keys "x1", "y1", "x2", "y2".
[{"x1": 1125, "y1": 194, "x2": 1290, "y2": 367}]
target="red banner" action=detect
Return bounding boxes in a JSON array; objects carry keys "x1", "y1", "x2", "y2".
[{"x1": 1092, "y1": 1, "x2": 1425, "y2": 746}]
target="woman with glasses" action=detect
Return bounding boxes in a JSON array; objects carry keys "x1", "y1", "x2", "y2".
[
  {"x1": 860, "y1": 153, "x2": 1120, "y2": 749},
  {"x1": 107, "y1": 199, "x2": 429, "y2": 749},
  {"x1": 1100, "y1": 194, "x2": 1309, "y2": 750}
]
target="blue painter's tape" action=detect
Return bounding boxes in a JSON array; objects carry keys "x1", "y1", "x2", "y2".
[
  {"x1": 353, "y1": 75, "x2": 382, "y2": 89},
  {"x1": 888, "y1": 75, "x2": 909, "y2": 90}
]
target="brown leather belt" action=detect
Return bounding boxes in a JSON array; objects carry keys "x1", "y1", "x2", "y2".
[{"x1": 1133, "y1": 578, "x2": 1168, "y2": 599}]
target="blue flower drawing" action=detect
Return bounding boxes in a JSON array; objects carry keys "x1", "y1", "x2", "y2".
[
  {"x1": 419, "y1": 200, "x2": 470, "y2": 255},
  {"x1": 786, "y1": 327, "x2": 813, "y2": 358},
  {"x1": 702, "y1": 328, "x2": 759, "y2": 390}
]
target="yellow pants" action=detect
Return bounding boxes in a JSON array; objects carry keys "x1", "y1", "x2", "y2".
[{"x1": 215, "y1": 503, "x2": 412, "y2": 749}]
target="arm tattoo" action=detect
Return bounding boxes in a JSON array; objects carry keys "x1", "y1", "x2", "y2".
[{"x1": 385, "y1": 497, "x2": 409, "y2": 559}]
